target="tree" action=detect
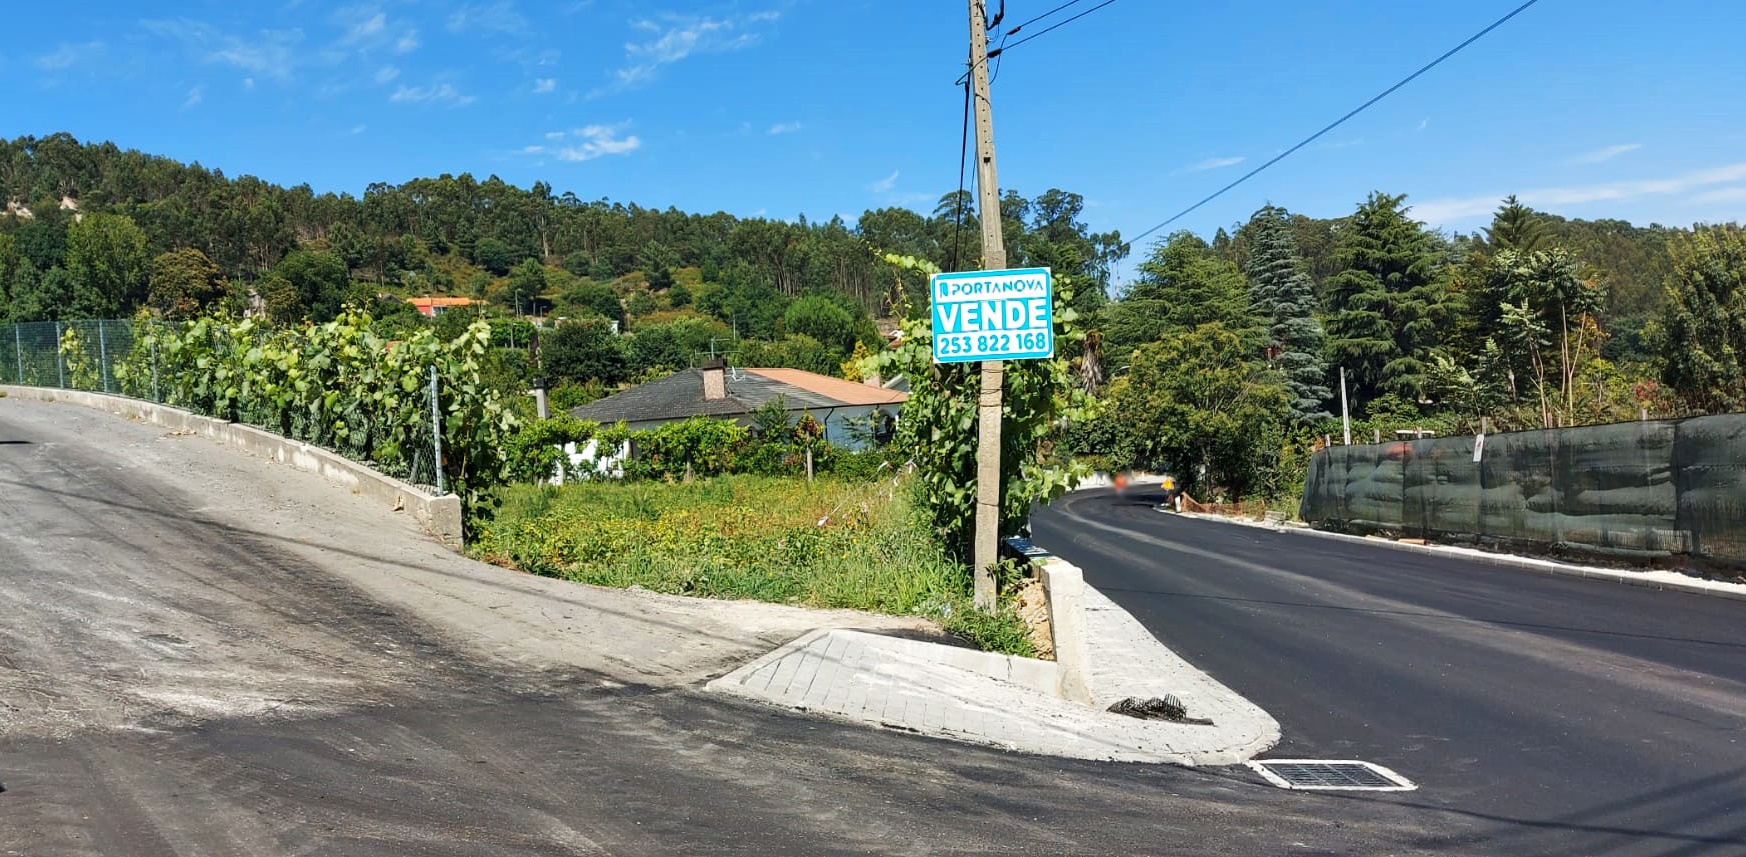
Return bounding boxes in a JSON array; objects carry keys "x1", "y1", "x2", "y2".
[
  {"x1": 504, "y1": 258, "x2": 547, "y2": 313},
  {"x1": 560, "y1": 278, "x2": 623, "y2": 327},
  {"x1": 1324, "y1": 192, "x2": 1446, "y2": 405},
  {"x1": 7, "y1": 260, "x2": 70, "y2": 323},
  {"x1": 1653, "y1": 225, "x2": 1746, "y2": 413},
  {"x1": 258, "y1": 275, "x2": 303, "y2": 325},
  {"x1": 1244, "y1": 205, "x2": 1331, "y2": 425},
  {"x1": 147, "y1": 247, "x2": 229, "y2": 320},
  {"x1": 1108, "y1": 323, "x2": 1288, "y2": 500},
  {"x1": 65, "y1": 212, "x2": 149, "y2": 318},
  {"x1": 270, "y1": 249, "x2": 351, "y2": 322},
  {"x1": 626, "y1": 316, "x2": 731, "y2": 375},
  {"x1": 1472, "y1": 248, "x2": 1603, "y2": 425},
  {"x1": 541, "y1": 318, "x2": 628, "y2": 386},
  {"x1": 1485, "y1": 195, "x2": 1551, "y2": 254},
  {"x1": 638, "y1": 240, "x2": 679, "y2": 290},
  {"x1": 475, "y1": 237, "x2": 513, "y2": 276},
  {"x1": 0, "y1": 233, "x2": 18, "y2": 322},
  {"x1": 1106, "y1": 231, "x2": 1257, "y2": 356},
  {"x1": 782, "y1": 294, "x2": 859, "y2": 355}
]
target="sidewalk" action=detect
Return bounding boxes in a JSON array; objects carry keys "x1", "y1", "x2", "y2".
[{"x1": 707, "y1": 549, "x2": 1280, "y2": 766}]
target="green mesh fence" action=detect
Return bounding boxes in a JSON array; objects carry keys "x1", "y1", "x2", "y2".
[{"x1": 1302, "y1": 415, "x2": 1746, "y2": 570}]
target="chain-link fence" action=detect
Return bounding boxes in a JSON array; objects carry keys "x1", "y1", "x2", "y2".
[
  {"x1": 1, "y1": 320, "x2": 136, "y2": 394},
  {"x1": 1301, "y1": 415, "x2": 1746, "y2": 572},
  {"x1": 0, "y1": 319, "x2": 447, "y2": 493}
]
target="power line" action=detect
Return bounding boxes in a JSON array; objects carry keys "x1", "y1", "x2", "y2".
[
  {"x1": 1005, "y1": 0, "x2": 1091, "y2": 36},
  {"x1": 1130, "y1": 0, "x2": 1542, "y2": 245},
  {"x1": 955, "y1": 0, "x2": 1109, "y2": 84},
  {"x1": 988, "y1": 0, "x2": 1119, "y2": 58}
]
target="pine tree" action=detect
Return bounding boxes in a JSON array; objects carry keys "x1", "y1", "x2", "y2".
[
  {"x1": 1107, "y1": 231, "x2": 1259, "y2": 355},
  {"x1": 1324, "y1": 192, "x2": 1445, "y2": 405},
  {"x1": 1244, "y1": 205, "x2": 1331, "y2": 425},
  {"x1": 1485, "y1": 195, "x2": 1551, "y2": 254}
]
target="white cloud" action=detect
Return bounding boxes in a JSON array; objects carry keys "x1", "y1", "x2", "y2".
[
  {"x1": 181, "y1": 85, "x2": 205, "y2": 109},
  {"x1": 1417, "y1": 118, "x2": 1429, "y2": 131},
  {"x1": 1186, "y1": 156, "x2": 1244, "y2": 173},
  {"x1": 374, "y1": 65, "x2": 399, "y2": 84},
  {"x1": 395, "y1": 30, "x2": 420, "y2": 53},
  {"x1": 1569, "y1": 143, "x2": 1643, "y2": 165},
  {"x1": 342, "y1": 11, "x2": 386, "y2": 44},
  {"x1": 595, "y1": 11, "x2": 779, "y2": 95},
  {"x1": 869, "y1": 170, "x2": 899, "y2": 193},
  {"x1": 243, "y1": 77, "x2": 256, "y2": 89},
  {"x1": 143, "y1": 18, "x2": 304, "y2": 80},
  {"x1": 389, "y1": 83, "x2": 475, "y2": 107},
  {"x1": 533, "y1": 77, "x2": 556, "y2": 93},
  {"x1": 524, "y1": 124, "x2": 642, "y2": 162},
  {"x1": 1691, "y1": 186, "x2": 1746, "y2": 204},
  {"x1": 349, "y1": 124, "x2": 367, "y2": 135},
  {"x1": 1410, "y1": 162, "x2": 1746, "y2": 224},
  {"x1": 36, "y1": 40, "x2": 105, "y2": 70},
  {"x1": 768, "y1": 121, "x2": 801, "y2": 135},
  {"x1": 448, "y1": 2, "x2": 527, "y2": 35}
]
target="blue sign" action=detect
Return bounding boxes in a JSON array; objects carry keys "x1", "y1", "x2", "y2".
[{"x1": 929, "y1": 267, "x2": 1053, "y2": 364}]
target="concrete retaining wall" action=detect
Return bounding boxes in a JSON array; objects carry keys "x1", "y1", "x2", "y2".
[{"x1": 1, "y1": 386, "x2": 463, "y2": 548}]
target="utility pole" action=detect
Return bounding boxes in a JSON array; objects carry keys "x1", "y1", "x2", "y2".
[
  {"x1": 968, "y1": 0, "x2": 1006, "y2": 610},
  {"x1": 1340, "y1": 367, "x2": 1352, "y2": 446}
]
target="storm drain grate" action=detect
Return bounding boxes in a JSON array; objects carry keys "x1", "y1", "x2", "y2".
[{"x1": 1246, "y1": 759, "x2": 1416, "y2": 791}]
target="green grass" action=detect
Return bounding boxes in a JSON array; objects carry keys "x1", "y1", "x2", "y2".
[{"x1": 473, "y1": 475, "x2": 1035, "y2": 656}]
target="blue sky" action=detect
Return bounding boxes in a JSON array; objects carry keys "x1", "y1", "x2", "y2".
[{"x1": 7, "y1": 0, "x2": 1746, "y2": 281}]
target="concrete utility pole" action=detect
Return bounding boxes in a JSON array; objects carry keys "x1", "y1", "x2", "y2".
[{"x1": 968, "y1": 0, "x2": 1006, "y2": 610}]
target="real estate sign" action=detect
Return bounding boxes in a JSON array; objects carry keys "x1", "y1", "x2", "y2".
[{"x1": 929, "y1": 267, "x2": 1053, "y2": 364}]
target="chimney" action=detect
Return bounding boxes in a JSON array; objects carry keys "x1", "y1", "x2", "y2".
[{"x1": 701, "y1": 357, "x2": 727, "y2": 400}]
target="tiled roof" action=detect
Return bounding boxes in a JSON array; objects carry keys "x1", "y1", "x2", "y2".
[
  {"x1": 569, "y1": 367, "x2": 906, "y2": 425},
  {"x1": 745, "y1": 368, "x2": 907, "y2": 405},
  {"x1": 408, "y1": 297, "x2": 480, "y2": 308}
]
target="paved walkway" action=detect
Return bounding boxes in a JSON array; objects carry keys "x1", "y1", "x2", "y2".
[{"x1": 707, "y1": 567, "x2": 1281, "y2": 766}]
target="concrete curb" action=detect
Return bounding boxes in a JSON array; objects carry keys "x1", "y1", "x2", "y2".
[
  {"x1": 1, "y1": 386, "x2": 463, "y2": 547},
  {"x1": 1026, "y1": 549, "x2": 1280, "y2": 766},
  {"x1": 1174, "y1": 510, "x2": 1746, "y2": 604}
]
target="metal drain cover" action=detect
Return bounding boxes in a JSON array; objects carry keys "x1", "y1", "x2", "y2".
[{"x1": 1247, "y1": 759, "x2": 1416, "y2": 791}]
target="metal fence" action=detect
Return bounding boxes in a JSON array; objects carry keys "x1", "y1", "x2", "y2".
[
  {"x1": 0, "y1": 319, "x2": 445, "y2": 492},
  {"x1": 1301, "y1": 415, "x2": 1746, "y2": 572},
  {"x1": 2, "y1": 319, "x2": 136, "y2": 394}
]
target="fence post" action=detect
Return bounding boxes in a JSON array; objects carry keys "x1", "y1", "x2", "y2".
[
  {"x1": 54, "y1": 322, "x2": 66, "y2": 389},
  {"x1": 98, "y1": 321, "x2": 111, "y2": 393},
  {"x1": 429, "y1": 364, "x2": 445, "y2": 495},
  {"x1": 151, "y1": 337, "x2": 161, "y2": 403},
  {"x1": 12, "y1": 325, "x2": 21, "y2": 384}
]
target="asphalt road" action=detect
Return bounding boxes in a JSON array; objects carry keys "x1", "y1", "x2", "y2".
[
  {"x1": 0, "y1": 398, "x2": 1543, "y2": 856},
  {"x1": 1033, "y1": 488, "x2": 1746, "y2": 857}
]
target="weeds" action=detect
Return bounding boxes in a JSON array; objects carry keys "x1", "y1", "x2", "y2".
[{"x1": 474, "y1": 474, "x2": 1036, "y2": 655}]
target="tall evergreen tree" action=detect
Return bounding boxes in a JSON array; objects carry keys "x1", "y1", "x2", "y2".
[
  {"x1": 1244, "y1": 205, "x2": 1331, "y2": 425},
  {"x1": 1324, "y1": 192, "x2": 1445, "y2": 405},
  {"x1": 1106, "y1": 231, "x2": 1258, "y2": 356},
  {"x1": 1485, "y1": 195, "x2": 1551, "y2": 254}
]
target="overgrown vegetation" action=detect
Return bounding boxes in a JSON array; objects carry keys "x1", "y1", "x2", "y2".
[
  {"x1": 110, "y1": 309, "x2": 518, "y2": 519},
  {"x1": 474, "y1": 475, "x2": 1035, "y2": 656}
]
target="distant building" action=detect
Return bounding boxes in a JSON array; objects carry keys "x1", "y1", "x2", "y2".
[
  {"x1": 569, "y1": 359, "x2": 905, "y2": 451},
  {"x1": 407, "y1": 297, "x2": 481, "y2": 317}
]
